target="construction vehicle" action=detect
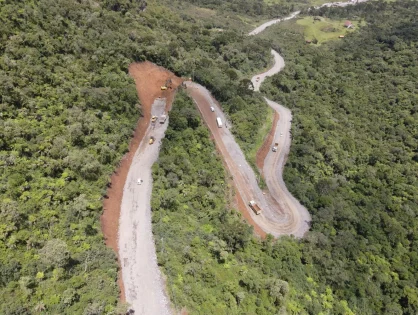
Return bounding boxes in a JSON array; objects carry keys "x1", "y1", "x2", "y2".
[
  {"x1": 161, "y1": 79, "x2": 172, "y2": 91},
  {"x1": 249, "y1": 200, "x2": 262, "y2": 215},
  {"x1": 216, "y1": 117, "x2": 223, "y2": 128},
  {"x1": 272, "y1": 142, "x2": 279, "y2": 152},
  {"x1": 151, "y1": 116, "x2": 158, "y2": 123},
  {"x1": 149, "y1": 136, "x2": 155, "y2": 145},
  {"x1": 159, "y1": 114, "x2": 167, "y2": 124}
]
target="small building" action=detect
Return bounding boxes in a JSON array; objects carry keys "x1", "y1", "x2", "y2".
[
  {"x1": 344, "y1": 20, "x2": 353, "y2": 28},
  {"x1": 306, "y1": 39, "x2": 312, "y2": 44}
]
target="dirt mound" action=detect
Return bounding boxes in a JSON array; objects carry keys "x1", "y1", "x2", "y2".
[
  {"x1": 129, "y1": 62, "x2": 183, "y2": 113},
  {"x1": 256, "y1": 112, "x2": 279, "y2": 172},
  {"x1": 101, "y1": 61, "x2": 181, "y2": 301}
]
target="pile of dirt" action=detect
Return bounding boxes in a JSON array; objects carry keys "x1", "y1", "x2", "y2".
[{"x1": 100, "y1": 61, "x2": 181, "y2": 301}]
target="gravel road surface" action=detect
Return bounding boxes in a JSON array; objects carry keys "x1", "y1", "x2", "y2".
[
  {"x1": 251, "y1": 50, "x2": 284, "y2": 92},
  {"x1": 119, "y1": 98, "x2": 171, "y2": 315},
  {"x1": 187, "y1": 83, "x2": 309, "y2": 237},
  {"x1": 248, "y1": 11, "x2": 300, "y2": 36}
]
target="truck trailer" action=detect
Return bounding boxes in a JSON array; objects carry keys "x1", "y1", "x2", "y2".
[
  {"x1": 216, "y1": 117, "x2": 223, "y2": 128},
  {"x1": 249, "y1": 200, "x2": 262, "y2": 215}
]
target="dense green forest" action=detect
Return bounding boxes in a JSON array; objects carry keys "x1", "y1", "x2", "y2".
[
  {"x1": 258, "y1": 1, "x2": 418, "y2": 313},
  {"x1": 176, "y1": 0, "x2": 297, "y2": 18},
  {"x1": 0, "y1": 0, "x2": 273, "y2": 313},
  {"x1": 0, "y1": 0, "x2": 147, "y2": 313},
  {"x1": 2, "y1": 0, "x2": 418, "y2": 313},
  {"x1": 152, "y1": 1, "x2": 418, "y2": 314}
]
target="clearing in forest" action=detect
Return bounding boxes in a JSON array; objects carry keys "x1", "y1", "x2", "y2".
[{"x1": 296, "y1": 16, "x2": 365, "y2": 43}]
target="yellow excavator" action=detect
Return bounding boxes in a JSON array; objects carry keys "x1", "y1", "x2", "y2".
[{"x1": 161, "y1": 78, "x2": 172, "y2": 90}]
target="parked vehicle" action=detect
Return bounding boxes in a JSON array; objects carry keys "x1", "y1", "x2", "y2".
[
  {"x1": 159, "y1": 115, "x2": 167, "y2": 124},
  {"x1": 151, "y1": 116, "x2": 158, "y2": 123},
  {"x1": 149, "y1": 136, "x2": 155, "y2": 145},
  {"x1": 210, "y1": 106, "x2": 215, "y2": 112}
]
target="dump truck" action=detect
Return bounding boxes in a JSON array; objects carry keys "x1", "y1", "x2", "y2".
[
  {"x1": 249, "y1": 200, "x2": 261, "y2": 215},
  {"x1": 272, "y1": 142, "x2": 279, "y2": 152},
  {"x1": 216, "y1": 117, "x2": 223, "y2": 128},
  {"x1": 149, "y1": 136, "x2": 155, "y2": 145},
  {"x1": 159, "y1": 115, "x2": 167, "y2": 124}
]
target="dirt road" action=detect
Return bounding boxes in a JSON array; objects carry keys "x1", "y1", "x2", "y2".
[
  {"x1": 248, "y1": 11, "x2": 300, "y2": 36},
  {"x1": 248, "y1": 0, "x2": 370, "y2": 36},
  {"x1": 251, "y1": 50, "x2": 284, "y2": 92},
  {"x1": 112, "y1": 1, "x2": 372, "y2": 312},
  {"x1": 118, "y1": 98, "x2": 171, "y2": 315},
  {"x1": 187, "y1": 83, "x2": 310, "y2": 237}
]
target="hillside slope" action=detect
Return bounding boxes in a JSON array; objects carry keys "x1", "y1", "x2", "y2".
[{"x1": 260, "y1": 1, "x2": 418, "y2": 313}]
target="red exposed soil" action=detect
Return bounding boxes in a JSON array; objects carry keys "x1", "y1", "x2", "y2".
[
  {"x1": 100, "y1": 61, "x2": 181, "y2": 301},
  {"x1": 187, "y1": 87, "x2": 267, "y2": 239},
  {"x1": 256, "y1": 112, "x2": 279, "y2": 173},
  {"x1": 219, "y1": 152, "x2": 267, "y2": 239}
]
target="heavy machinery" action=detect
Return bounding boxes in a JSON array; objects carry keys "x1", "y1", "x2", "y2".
[
  {"x1": 249, "y1": 200, "x2": 262, "y2": 215},
  {"x1": 149, "y1": 136, "x2": 155, "y2": 145},
  {"x1": 161, "y1": 79, "x2": 172, "y2": 90}
]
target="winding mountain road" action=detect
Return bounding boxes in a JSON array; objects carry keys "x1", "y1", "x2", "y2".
[
  {"x1": 118, "y1": 0, "x2": 370, "y2": 312},
  {"x1": 186, "y1": 83, "x2": 311, "y2": 237}
]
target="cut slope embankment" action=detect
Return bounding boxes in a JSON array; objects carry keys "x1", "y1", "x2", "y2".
[{"x1": 100, "y1": 62, "x2": 181, "y2": 305}]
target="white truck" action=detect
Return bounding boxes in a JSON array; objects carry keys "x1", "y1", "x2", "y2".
[
  {"x1": 159, "y1": 114, "x2": 167, "y2": 124},
  {"x1": 216, "y1": 117, "x2": 223, "y2": 128},
  {"x1": 272, "y1": 142, "x2": 279, "y2": 152}
]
